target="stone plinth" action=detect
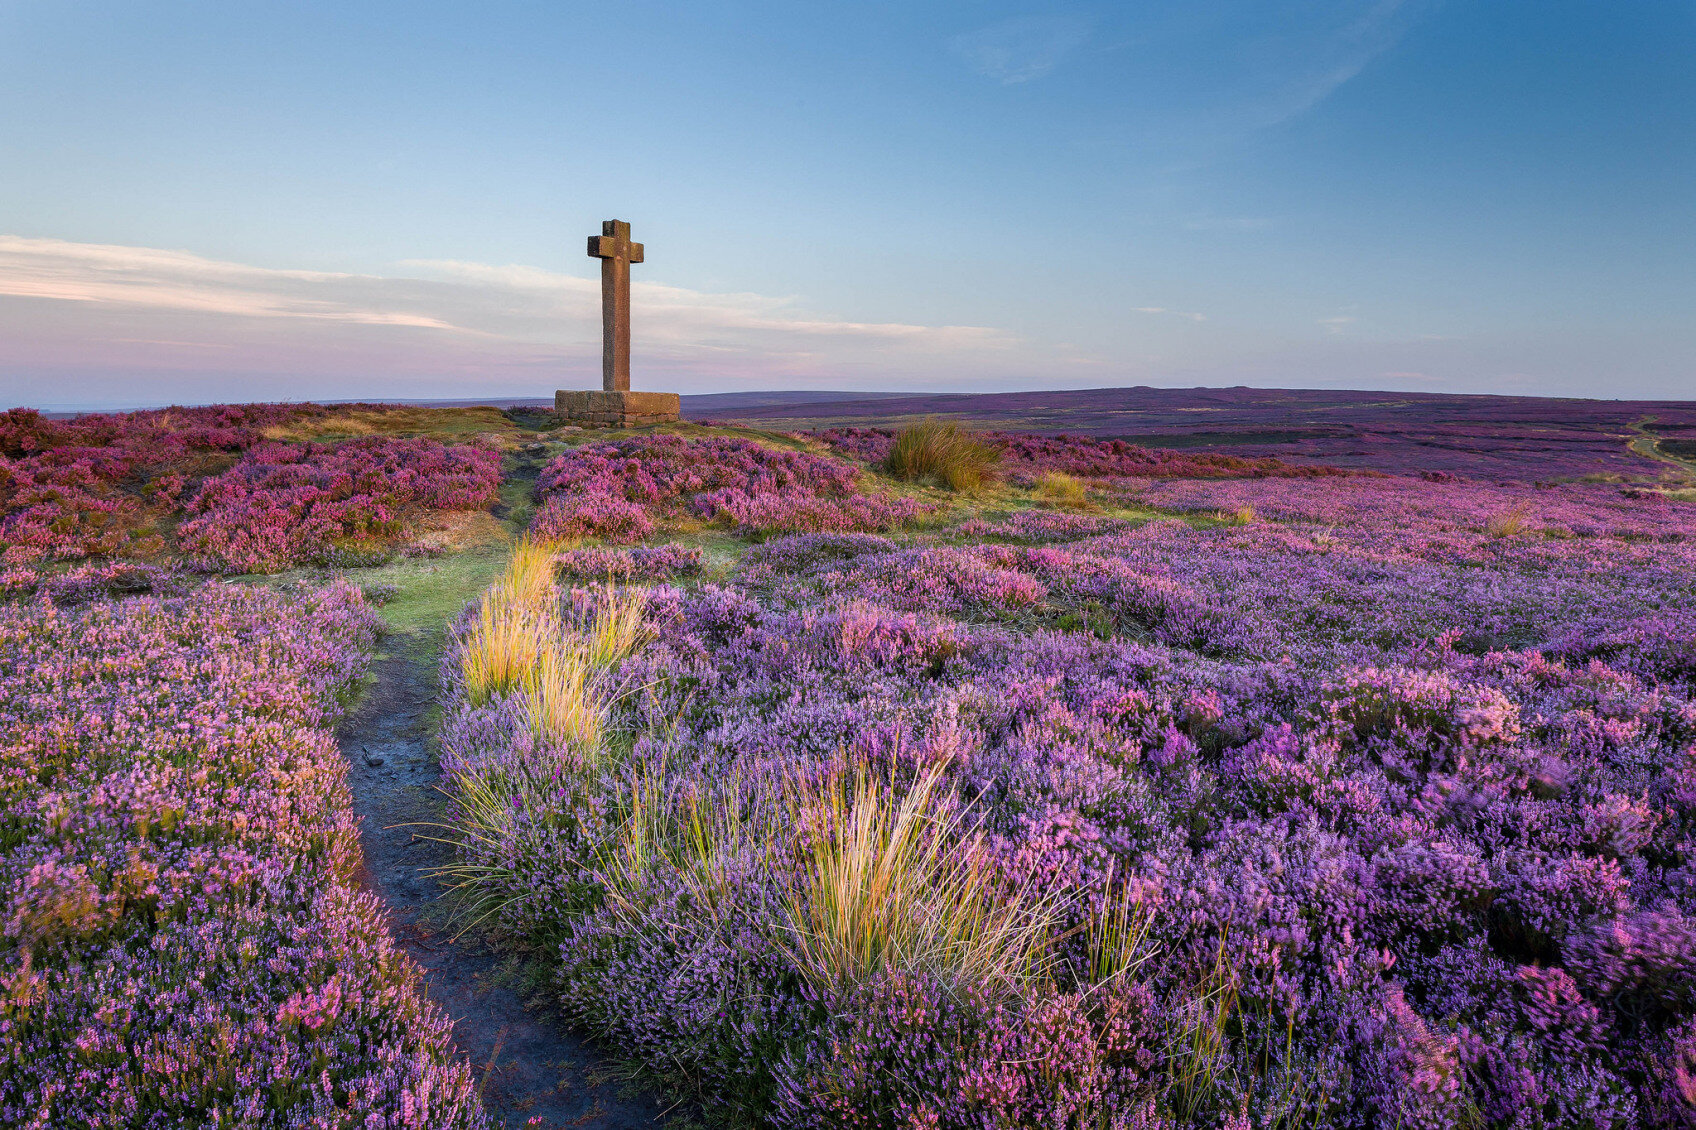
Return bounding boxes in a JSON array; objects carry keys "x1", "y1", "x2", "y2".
[{"x1": 555, "y1": 389, "x2": 680, "y2": 427}]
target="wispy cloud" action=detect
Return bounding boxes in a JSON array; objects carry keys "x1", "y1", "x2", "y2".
[
  {"x1": 950, "y1": 15, "x2": 1090, "y2": 84},
  {"x1": 1226, "y1": 0, "x2": 1434, "y2": 128},
  {"x1": 1134, "y1": 306, "x2": 1207, "y2": 322},
  {"x1": 0, "y1": 237, "x2": 456, "y2": 328},
  {"x1": 0, "y1": 235, "x2": 1029, "y2": 403},
  {"x1": 403, "y1": 257, "x2": 1011, "y2": 353},
  {"x1": 1318, "y1": 315, "x2": 1356, "y2": 335},
  {"x1": 1095, "y1": 1, "x2": 1437, "y2": 149}
]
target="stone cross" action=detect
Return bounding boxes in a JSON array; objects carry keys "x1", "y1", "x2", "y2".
[
  {"x1": 587, "y1": 219, "x2": 643, "y2": 392},
  {"x1": 555, "y1": 218, "x2": 678, "y2": 426}
]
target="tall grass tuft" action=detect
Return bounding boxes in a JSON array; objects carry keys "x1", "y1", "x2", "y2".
[
  {"x1": 461, "y1": 598, "x2": 550, "y2": 706},
  {"x1": 1034, "y1": 471, "x2": 1091, "y2": 510},
  {"x1": 1212, "y1": 506, "x2": 1256, "y2": 526},
  {"x1": 438, "y1": 569, "x2": 657, "y2": 929},
  {"x1": 525, "y1": 643, "x2": 602, "y2": 749},
  {"x1": 781, "y1": 758, "x2": 1054, "y2": 996},
  {"x1": 460, "y1": 540, "x2": 566, "y2": 706},
  {"x1": 579, "y1": 582, "x2": 651, "y2": 670},
  {"x1": 595, "y1": 756, "x2": 764, "y2": 923},
  {"x1": 1485, "y1": 506, "x2": 1531, "y2": 537},
  {"x1": 430, "y1": 765, "x2": 548, "y2": 933},
  {"x1": 882, "y1": 419, "x2": 1000, "y2": 493},
  {"x1": 490, "y1": 535, "x2": 561, "y2": 613},
  {"x1": 1085, "y1": 863, "x2": 1157, "y2": 990},
  {"x1": 1164, "y1": 935, "x2": 1241, "y2": 1123}
]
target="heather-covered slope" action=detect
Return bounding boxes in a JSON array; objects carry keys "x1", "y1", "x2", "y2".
[
  {"x1": 0, "y1": 404, "x2": 506, "y2": 570},
  {"x1": 8, "y1": 399, "x2": 1696, "y2": 1127},
  {"x1": 436, "y1": 432, "x2": 1696, "y2": 1128},
  {"x1": 0, "y1": 580, "x2": 488, "y2": 1127}
]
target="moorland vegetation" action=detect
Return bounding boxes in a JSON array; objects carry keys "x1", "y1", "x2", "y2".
[{"x1": 5, "y1": 403, "x2": 1696, "y2": 1128}]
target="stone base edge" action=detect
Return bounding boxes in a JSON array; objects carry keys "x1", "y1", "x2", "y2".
[{"x1": 554, "y1": 389, "x2": 681, "y2": 427}]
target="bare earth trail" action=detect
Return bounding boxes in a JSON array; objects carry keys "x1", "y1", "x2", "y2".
[
  {"x1": 337, "y1": 639, "x2": 667, "y2": 1130},
  {"x1": 1628, "y1": 417, "x2": 1696, "y2": 477}
]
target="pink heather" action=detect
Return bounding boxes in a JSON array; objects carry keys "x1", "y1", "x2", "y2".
[{"x1": 0, "y1": 579, "x2": 487, "y2": 1127}]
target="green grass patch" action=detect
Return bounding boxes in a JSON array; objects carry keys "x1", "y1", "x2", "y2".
[{"x1": 363, "y1": 549, "x2": 516, "y2": 638}]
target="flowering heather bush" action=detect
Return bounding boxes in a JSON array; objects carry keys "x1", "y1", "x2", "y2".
[
  {"x1": 819, "y1": 425, "x2": 1346, "y2": 481},
  {"x1": 0, "y1": 581, "x2": 486, "y2": 1127},
  {"x1": 0, "y1": 403, "x2": 477, "y2": 566},
  {"x1": 957, "y1": 509, "x2": 1130, "y2": 543},
  {"x1": 809, "y1": 425, "x2": 892, "y2": 463},
  {"x1": 1134, "y1": 474, "x2": 1696, "y2": 542},
  {"x1": 713, "y1": 489, "x2": 933, "y2": 537},
  {"x1": 742, "y1": 531, "x2": 901, "y2": 572},
  {"x1": 0, "y1": 404, "x2": 321, "y2": 562},
  {"x1": 531, "y1": 490, "x2": 657, "y2": 543},
  {"x1": 0, "y1": 560, "x2": 190, "y2": 604},
  {"x1": 177, "y1": 436, "x2": 501, "y2": 573},
  {"x1": 536, "y1": 434, "x2": 860, "y2": 505},
  {"x1": 750, "y1": 501, "x2": 1696, "y2": 662},
  {"x1": 531, "y1": 434, "x2": 925, "y2": 542},
  {"x1": 438, "y1": 459, "x2": 1696, "y2": 1126},
  {"x1": 555, "y1": 543, "x2": 704, "y2": 581}
]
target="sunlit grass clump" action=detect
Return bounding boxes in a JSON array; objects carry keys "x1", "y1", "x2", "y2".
[
  {"x1": 525, "y1": 644, "x2": 603, "y2": 748},
  {"x1": 781, "y1": 759, "x2": 1054, "y2": 995},
  {"x1": 882, "y1": 418, "x2": 1001, "y2": 493},
  {"x1": 461, "y1": 598, "x2": 551, "y2": 707},
  {"x1": 1034, "y1": 470, "x2": 1092, "y2": 509},
  {"x1": 459, "y1": 538, "x2": 649, "y2": 719},
  {"x1": 439, "y1": 545, "x2": 652, "y2": 929},
  {"x1": 488, "y1": 535, "x2": 561, "y2": 612},
  {"x1": 1485, "y1": 506, "x2": 1531, "y2": 537}
]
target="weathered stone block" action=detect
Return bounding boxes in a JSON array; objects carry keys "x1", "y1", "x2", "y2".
[{"x1": 554, "y1": 390, "x2": 680, "y2": 427}]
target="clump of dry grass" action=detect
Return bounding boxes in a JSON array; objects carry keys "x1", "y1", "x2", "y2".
[
  {"x1": 1486, "y1": 507, "x2": 1531, "y2": 537},
  {"x1": 597, "y1": 758, "x2": 763, "y2": 921},
  {"x1": 525, "y1": 645, "x2": 602, "y2": 748},
  {"x1": 580, "y1": 583, "x2": 651, "y2": 670},
  {"x1": 489, "y1": 537, "x2": 560, "y2": 613},
  {"x1": 526, "y1": 583, "x2": 650, "y2": 751},
  {"x1": 781, "y1": 758, "x2": 1054, "y2": 995},
  {"x1": 461, "y1": 599, "x2": 551, "y2": 707},
  {"x1": 1034, "y1": 471, "x2": 1092, "y2": 510},
  {"x1": 438, "y1": 563, "x2": 654, "y2": 928},
  {"x1": 460, "y1": 542, "x2": 648, "y2": 717},
  {"x1": 882, "y1": 419, "x2": 1000, "y2": 493},
  {"x1": 459, "y1": 539, "x2": 562, "y2": 706},
  {"x1": 1164, "y1": 937, "x2": 1241, "y2": 1123},
  {"x1": 1212, "y1": 506, "x2": 1255, "y2": 526}
]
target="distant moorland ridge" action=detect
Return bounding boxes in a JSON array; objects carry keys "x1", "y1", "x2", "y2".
[{"x1": 681, "y1": 385, "x2": 1696, "y2": 479}]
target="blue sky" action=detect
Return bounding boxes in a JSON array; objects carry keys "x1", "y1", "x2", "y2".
[{"x1": 2, "y1": 0, "x2": 1693, "y2": 408}]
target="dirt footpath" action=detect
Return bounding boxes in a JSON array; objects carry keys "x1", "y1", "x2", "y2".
[{"x1": 338, "y1": 645, "x2": 667, "y2": 1130}]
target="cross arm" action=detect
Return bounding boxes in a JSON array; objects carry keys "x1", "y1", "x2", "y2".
[{"x1": 588, "y1": 236, "x2": 645, "y2": 262}]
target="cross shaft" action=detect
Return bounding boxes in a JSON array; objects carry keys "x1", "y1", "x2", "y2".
[{"x1": 587, "y1": 219, "x2": 644, "y2": 392}]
